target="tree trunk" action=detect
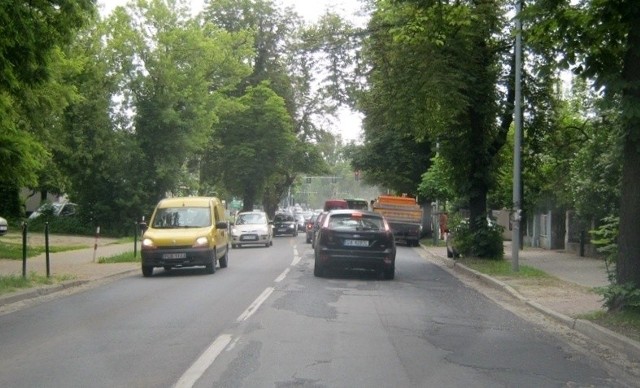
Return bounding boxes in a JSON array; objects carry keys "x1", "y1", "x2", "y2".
[{"x1": 617, "y1": 6, "x2": 640, "y2": 287}]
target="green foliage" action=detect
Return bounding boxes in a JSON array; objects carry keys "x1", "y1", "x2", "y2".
[
  {"x1": 26, "y1": 216, "x2": 94, "y2": 236},
  {"x1": 448, "y1": 213, "x2": 504, "y2": 260},
  {"x1": 418, "y1": 153, "x2": 455, "y2": 203},
  {"x1": 596, "y1": 282, "x2": 640, "y2": 313},
  {"x1": 591, "y1": 216, "x2": 640, "y2": 311}
]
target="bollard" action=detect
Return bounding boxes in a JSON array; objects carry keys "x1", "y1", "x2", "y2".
[
  {"x1": 45, "y1": 222, "x2": 51, "y2": 277},
  {"x1": 22, "y1": 221, "x2": 28, "y2": 278},
  {"x1": 92, "y1": 226, "x2": 101, "y2": 263},
  {"x1": 133, "y1": 221, "x2": 138, "y2": 258}
]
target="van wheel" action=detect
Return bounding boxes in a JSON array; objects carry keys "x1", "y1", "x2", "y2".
[
  {"x1": 219, "y1": 247, "x2": 228, "y2": 268},
  {"x1": 205, "y1": 250, "x2": 216, "y2": 274},
  {"x1": 142, "y1": 265, "x2": 154, "y2": 277}
]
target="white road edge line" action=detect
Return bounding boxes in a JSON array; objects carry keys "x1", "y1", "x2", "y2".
[
  {"x1": 237, "y1": 287, "x2": 274, "y2": 322},
  {"x1": 174, "y1": 334, "x2": 232, "y2": 388},
  {"x1": 275, "y1": 268, "x2": 290, "y2": 282}
]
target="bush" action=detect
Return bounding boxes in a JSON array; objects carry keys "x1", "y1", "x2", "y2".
[
  {"x1": 591, "y1": 216, "x2": 640, "y2": 312},
  {"x1": 449, "y1": 214, "x2": 504, "y2": 259}
]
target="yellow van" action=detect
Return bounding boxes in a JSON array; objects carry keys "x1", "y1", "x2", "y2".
[{"x1": 140, "y1": 197, "x2": 229, "y2": 277}]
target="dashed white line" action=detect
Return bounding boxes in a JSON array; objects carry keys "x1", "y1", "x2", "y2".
[
  {"x1": 236, "y1": 287, "x2": 274, "y2": 322},
  {"x1": 174, "y1": 334, "x2": 232, "y2": 388},
  {"x1": 275, "y1": 268, "x2": 290, "y2": 282}
]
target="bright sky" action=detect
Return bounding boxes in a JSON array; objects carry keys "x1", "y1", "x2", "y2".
[{"x1": 98, "y1": 0, "x2": 366, "y2": 142}]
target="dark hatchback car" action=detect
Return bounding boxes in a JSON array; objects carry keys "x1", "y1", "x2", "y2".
[
  {"x1": 273, "y1": 212, "x2": 298, "y2": 236},
  {"x1": 313, "y1": 209, "x2": 396, "y2": 279}
]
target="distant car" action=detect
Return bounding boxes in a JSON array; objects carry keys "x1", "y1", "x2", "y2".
[
  {"x1": 28, "y1": 202, "x2": 78, "y2": 220},
  {"x1": 231, "y1": 211, "x2": 273, "y2": 248},
  {"x1": 273, "y1": 212, "x2": 298, "y2": 236},
  {"x1": 313, "y1": 209, "x2": 396, "y2": 279},
  {"x1": 0, "y1": 216, "x2": 7, "y2": 236},
  {"x1": 305, "y1": 214, "x2": 318, "y2": 243},
  {"x1": 294, "y1": 213, "x2": 306, "y2": 231},
  {"x1": 311, "y1": 211, "x2": 328, "y2": 248}
]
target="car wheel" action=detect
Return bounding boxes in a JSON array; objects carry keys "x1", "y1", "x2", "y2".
[
  {"x1": 163, "y1": 265, "x2": 172, "y2": 271},
  {"x1": 383, "y1": 267, "x2": 395, "y2": 280},
  {"x1": 313, "y1": 255, "x2": 324, "y2": 277},
  {"x1": 142, "y1": 265, "x2": 154, "y2": 277},
  {"x1": 219, "y1": 247, "x2": 228, "y2": 268},
  {"x1": 205, "y1": 250, "x2": 216, "y2": 274}
]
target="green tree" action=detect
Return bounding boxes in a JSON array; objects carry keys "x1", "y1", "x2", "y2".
[
  {"x1": 526, "y1": 0, "x2": 640, "y2": 304},
  {"x1": 215, "y1": 82, "x2": 296, "y2": 211},
  {"x1": 0, "y1": 0, "x2": 95, "y2": 217}
]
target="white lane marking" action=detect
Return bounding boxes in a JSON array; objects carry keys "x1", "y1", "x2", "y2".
[
  {"x1": 174, "y1": 334, "x2": 232, "y2": 388},
  {"x1": 237, "y1": 287, "x2": 274, "y2": 322},
  {"x1": 275, "y1": 268, "x2": 290, "y2": 282},
  {"x1": 291, "y1": 252, "x2": 301, "y2": 266}
]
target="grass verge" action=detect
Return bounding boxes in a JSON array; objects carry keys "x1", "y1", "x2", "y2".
[
  {"x1": 581, "y1": 310, "x2": 640, "y2": 343},
  {"x1": 456, "y1": 257, "x2": 549, "y2": 278},
  {"x1": 98, "y1": 251, "x2": 140, "y2": 264},
  {"x1": 0, "y1": 241, "x2": 88, "y2": 260},
  {"x1": 0, "y1": 272, "x2": 75, "y2": 296}
]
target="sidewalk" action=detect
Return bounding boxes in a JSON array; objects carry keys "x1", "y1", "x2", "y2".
[{"x1": 0, "y1": 240, "x2": 139, "y2": 306}]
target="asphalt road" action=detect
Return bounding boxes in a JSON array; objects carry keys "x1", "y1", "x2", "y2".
[{"x1": 0, "y1": 234, "x2": 633, "y2": 387}]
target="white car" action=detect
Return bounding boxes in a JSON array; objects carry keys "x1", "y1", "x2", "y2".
[
  {"x1": 231, "y1": 211, "x2": 273, "y2": 248},
  {"x1": 0, "y1": 216, "x2": 7, "y2": 236}
]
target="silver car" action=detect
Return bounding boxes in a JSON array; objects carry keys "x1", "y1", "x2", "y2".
[{"x1": 230, "y1": 211, "x2": 273, "y2": 248}]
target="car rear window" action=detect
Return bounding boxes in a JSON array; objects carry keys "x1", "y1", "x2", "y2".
[
  {"x1": 274, "y1": 213, "x2": 294, "y2": 222},
  {"x1": 328, "y1": 213, "x2": 384, "y2": 231}
]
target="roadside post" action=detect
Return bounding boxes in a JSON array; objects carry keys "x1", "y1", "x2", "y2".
[
  {"x1": 22, "y1": 221, "x2": 27, "y2": 278},
  {"x1": 45, "y1": 222, "x2": 51, "y2": 277},
  {"x1": 133, "y1": 221, "x2": 138, "y2": 258},
  {"x1": 92, "y1": 226, "x2": 101, "y2": 263}
]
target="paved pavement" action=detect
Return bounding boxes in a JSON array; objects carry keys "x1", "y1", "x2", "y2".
[{"x1": 1, "y1": 237, "x2": 639, "y2": 363}]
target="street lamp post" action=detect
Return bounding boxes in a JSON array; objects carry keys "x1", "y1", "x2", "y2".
[{"x1": 512, "y1": 0, "x2": 523, "y2": 272}]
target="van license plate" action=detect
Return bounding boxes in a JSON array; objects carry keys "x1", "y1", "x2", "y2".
[{"x1": 163, "y1": 253, "x2": 187, "y2": 259}]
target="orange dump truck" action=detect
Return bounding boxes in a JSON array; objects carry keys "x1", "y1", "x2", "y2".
[{"x1": 372, "y1": 195, "x2": 423, "y2": 246}]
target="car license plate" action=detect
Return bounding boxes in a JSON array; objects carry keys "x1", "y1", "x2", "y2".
[
  {"x1": 278, "y1": 228, "x2": 287, "y2": 232},
  {"x1": 0, "y1": 226, "x2": 6, "y2": 231},
  {"x1": 344, "y1": 239, "x2": 368, "y2": 247},
  {"x1": 162, "y1": 253, "x2": 187, "y2": 259},
  {"x1": 241, "y1": 235, "x2": 257, "y2": 241}
]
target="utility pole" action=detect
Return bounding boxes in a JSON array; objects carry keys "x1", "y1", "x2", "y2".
[{"x1": 512, "y1": 0, "x2": 523, "y2": 272}]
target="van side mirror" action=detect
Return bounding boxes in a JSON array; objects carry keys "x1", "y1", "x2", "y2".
[{"x1": 216, "y1": 221, "x2": 229, "y2": 229}]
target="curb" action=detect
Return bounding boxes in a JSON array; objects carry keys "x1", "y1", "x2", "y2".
[
  {"x1": 0, "y1": 268, "x2": 139, "y2": 308},
  {"x1": 420, "y1": 245, "x2": 640, "y2": 363}
]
